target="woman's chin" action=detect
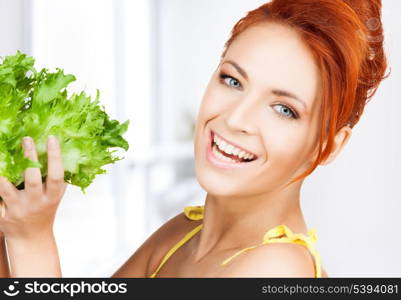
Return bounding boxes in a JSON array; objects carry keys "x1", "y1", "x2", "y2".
[{"x1": 195, "y1": 171, "x2": 245, "y2": 197}]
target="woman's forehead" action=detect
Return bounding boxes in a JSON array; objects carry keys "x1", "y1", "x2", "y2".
[{"x1": 222, "y1": 23, "x2": 321, "y2": 112}]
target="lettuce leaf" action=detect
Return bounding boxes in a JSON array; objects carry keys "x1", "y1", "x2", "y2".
[{"x1": 0, "y1": 50, "x2": 129, "y2": 193}]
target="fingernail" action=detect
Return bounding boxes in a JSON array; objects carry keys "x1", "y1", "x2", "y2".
[
  {"x1": 23, "y1": 136, "x2": 32, "y2": 150},
  {"x1": 48, "y1": 135, "x2": 58, "y2": 149}
]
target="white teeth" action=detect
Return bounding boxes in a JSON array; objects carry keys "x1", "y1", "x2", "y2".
[
  {"x1": 220, "y1": 140, "x2": 228, "y2": 151},
  {"x1": 213, "y1": 133, "x2": 255, "y2": 161},
  {"x1": 212, "y1": 144, "x2": 238, "y2": 163},
  {"x1": 226, "y1": 144, "x2": 234, "y2": 155}
]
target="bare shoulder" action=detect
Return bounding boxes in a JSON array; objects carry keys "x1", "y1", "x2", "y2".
[
  {"x1": 112, "y1": 210, "x2": 197, "y2": 277},
  {"x1": 220, "y1": 242, "x2": 318, "y2": 278},
  {"x1": 146, "y1": 212, "x2": 202, "y2": 276}
]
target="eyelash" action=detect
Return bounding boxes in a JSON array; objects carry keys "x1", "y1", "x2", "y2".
[{"x1": 218, "y1": 72, "x2": 299, "y2": 120}]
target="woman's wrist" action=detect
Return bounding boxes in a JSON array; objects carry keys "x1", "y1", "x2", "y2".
[
  {"x1": 6, "y1": 232, "x2": 62, "y2": 277},
  {"x1": 4, "y1": 227, "x2": 55, "y2": 244}
]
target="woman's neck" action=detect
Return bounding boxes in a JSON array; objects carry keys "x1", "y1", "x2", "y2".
[{"x1": 192, "y1": 184, "x2": 308, "y2": 262}]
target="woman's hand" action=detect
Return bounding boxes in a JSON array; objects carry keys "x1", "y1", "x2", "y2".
[{"x1": 0, "y1": 136, "x2": 68, "y2": 241}]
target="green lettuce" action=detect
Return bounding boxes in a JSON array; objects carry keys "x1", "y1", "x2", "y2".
[{"x1": 0, "y1": 51, "x2": 129, "y2": 193}]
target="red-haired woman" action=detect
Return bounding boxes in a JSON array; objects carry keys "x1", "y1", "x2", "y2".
[{"x1": 0, "y1": 0, "x2": 389, "y2": 278}]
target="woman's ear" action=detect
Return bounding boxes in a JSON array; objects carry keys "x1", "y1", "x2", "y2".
[{"x1": 319, "y1": 125, "x2": 352, "y2": 166}]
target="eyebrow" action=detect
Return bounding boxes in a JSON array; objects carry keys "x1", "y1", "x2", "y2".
[{"x1": 222, "y1": 60, "x2": 307, "y2": 110}]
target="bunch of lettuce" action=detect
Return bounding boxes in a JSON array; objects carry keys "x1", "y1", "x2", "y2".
[{"x1": 0, "y1": 51, "x2": 129, "y2": 193}]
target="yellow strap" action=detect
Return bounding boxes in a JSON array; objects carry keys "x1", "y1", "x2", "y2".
[
  {"x1": 221, "y1": 245, "x2": 260, "y2": 265},
  {"x1": 263, "y1": 224, "x2": 317, "y2": 244},
  {"x1": 152, "y1": 206, "x2": 322, "y2": 278},
  {"x1": 149, "y1": 223, "x2": 203, "y2": 278},
  {"x1": 221, "y1": 224, "x2": 322, "y2": 278},
  {"x1": 184, "y1": 205, "x2": 204, "y2": 221},
  {"x1": 264, "y1": 224, "x2": 321, "y2": 277}
]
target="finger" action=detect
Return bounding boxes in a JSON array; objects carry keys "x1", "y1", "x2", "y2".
[
  {"x1": 23, "y1": 136, "x2": 43, "y2": 200},
  {"x1": 0, "y1": 176, "x2": 19, "y2": 206},
  {"x1": 45, "y1": 136, "x2": 66, "y2": 201}
]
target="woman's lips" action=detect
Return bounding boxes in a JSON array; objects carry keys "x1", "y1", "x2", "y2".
[
  {"x1": 205, "y1": 129, "x2": 259, "y2": 169},
  {"x1": 211, "y1": 130, "x2": 258, "y2": 159}
]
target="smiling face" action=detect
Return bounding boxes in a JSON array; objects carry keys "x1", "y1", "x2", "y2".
[{"x1": 193, "y1": 22, "x2": 323, "y2": 198}]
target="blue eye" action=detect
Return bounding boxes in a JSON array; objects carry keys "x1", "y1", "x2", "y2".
[
  {"x1": 273, "y1": 104, "x2": 298, "y2": 120},
  {"x1": 218, "y1": 72, "x2": 299, "y2": 121},
  {"x1": 219, "y1": 73, "x2": 241, "y2": 89}
]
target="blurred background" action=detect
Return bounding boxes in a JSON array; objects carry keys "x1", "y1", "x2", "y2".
[{"x1": 0, "y1": 0, "x2": 400, "y2": 277}]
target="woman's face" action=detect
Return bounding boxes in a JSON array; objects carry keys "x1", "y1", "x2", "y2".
[{"x1": 193, "y1": 22, "x2": 323, "y2": 198}]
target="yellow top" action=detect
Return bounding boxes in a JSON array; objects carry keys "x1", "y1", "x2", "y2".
[{"x1": 149, "y1": 205, "x2": 322, "y2": 278}]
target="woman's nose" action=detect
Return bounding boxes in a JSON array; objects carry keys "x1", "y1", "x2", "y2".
[{"x1": 224, "y1": 97, "x2": 258, "y2": 135}]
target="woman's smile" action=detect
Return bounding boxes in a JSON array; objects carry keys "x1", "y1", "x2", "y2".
[{"x1": 205, "y1": 129, "x2": 260, "y2": 170}]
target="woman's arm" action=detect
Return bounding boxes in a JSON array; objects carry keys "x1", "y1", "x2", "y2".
[
  {"x1": 5, "y1": 232, "x2": 61, "y2": 277},
  {"x1": 0, "y1": 136, "x2": 67, "y2": 277},
  {"x1": 112, "y1": 212, "x2": 194, "y2": 278},
  {"x1": 219, "y1": 242, "x2": 317, "y2": 277},
  {"x1": 0, "y1": 232, "x2": 10, "y2": 277}
]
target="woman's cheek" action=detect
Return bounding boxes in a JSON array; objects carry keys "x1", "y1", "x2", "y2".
[
  {"x1": 264, "y1": 130, "x2": 309, "y2": 167},
  {"x1": 203, "y1": 91, "x2": 231, "y2": 116}
]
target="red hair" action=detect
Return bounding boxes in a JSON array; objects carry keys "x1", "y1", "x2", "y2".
[{"x1": 220, "y1": 0, "x2": 390, "y2": 185}]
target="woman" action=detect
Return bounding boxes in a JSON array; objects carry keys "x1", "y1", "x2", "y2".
[{"x1": 0, "y1": 0, "x2": 388, "y2": 277}]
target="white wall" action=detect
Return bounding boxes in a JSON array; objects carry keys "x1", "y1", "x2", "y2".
[{"x1": 0, "y1": 0, "x2": 29, "y2": 55}]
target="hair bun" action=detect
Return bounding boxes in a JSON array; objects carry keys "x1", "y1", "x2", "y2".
[{"x1": 343, "y1": 0, "x2": 384, "y2": 59}]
